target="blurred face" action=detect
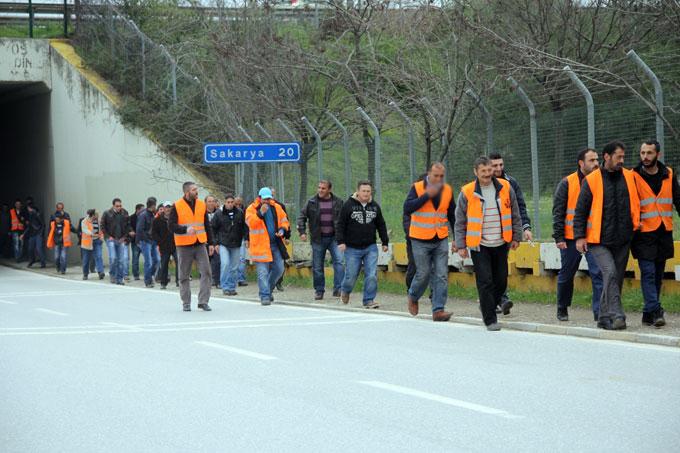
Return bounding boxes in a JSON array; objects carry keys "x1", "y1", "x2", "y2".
[
  {"x1": 428, "y1": 165, "x2": 445, "y2": 185},
  {"x1": 474, "y1": 164, "x2": 494, "y2": 185},
  {"x1": 604, "y1": 148, "x2": 625, "y2": 172},
  {"x1": 205, "y1": 196, "x2": 216, "y2": 211},
  {"x1": 640, "y1": 143, "x2": 659, "y2": 169},
  {"x1": 186, "y1": 185, "x2": 199, "y2": 201},
  {"x1": 317, "y1": 183, "x2": 331, "y2": 199},
  {"x1": 234, "y1": 197, "x2": 243, "y2": 208},
  {"x1": 113, "y1": 201, "x2": 122, "y2": 212},
  {"x1": 157, "y1": 206, "x2": 164, "y2": 215},
  {"x1": 163, "y1": 206, "x2": 171, "y2": 218},
  {"x1": 14, "y1": 201, "x2": 21, "y2": 210},
  {"x1": 56, "y1": 203, "x2": 64, "y2": 212},
  {"x1": 490, "y1": 158, "x2": 504, "y2": 178},
  {"x1": 357, "y1": 184, "x2": 372, "y2": 203},
  {"x1": 225, "y1": 198, "x2": 235, "y2": 209},
  {"x1": 579, "y1": 151, "x2": 600, "y2": 176}
]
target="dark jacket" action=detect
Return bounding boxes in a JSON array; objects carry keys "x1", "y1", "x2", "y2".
[
  {"x1": 212, "y1": 206, "x2": 248, "y2": 249},
  {"x1": 168, "y1": 197, "x2": 215, "y2": 246},
  {"x1": 24, "y1": 210, "x2": 44, "y2": 239},
  {"x1": 101, "y1": 208, "x2": 131, "y2": 241},
  {"x1": 402, "y1": 178, "x2": 456, "y2": 242},
  {"x1": 631, "y1": 161, "x2": 680, "y2": 261},
  {"x1": 297, "y1": 193, "x2": 344, "y2": 243},
  {"x1": 499, "y1": 171, "x2": 531, "y2": 231},
  {"x1": 552, "y1": 169, "x2": 585, "y2": 243},
  {"x1": 152, "y1": 215, "x2": 175, "y2": 255},
  {"x1": 573, "y1": 168, "x2": 634, "y2": 247},
  {"x1": 336, "y1": 194, "x2": 389, "y2": 249},
  {"x1": 135, "y1": 209, "x2": 155, "y2": 244}
]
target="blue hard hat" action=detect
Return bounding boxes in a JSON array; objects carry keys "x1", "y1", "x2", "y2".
[{"x1": 258, "y1": 187, "x2": 273, "y2": 199}]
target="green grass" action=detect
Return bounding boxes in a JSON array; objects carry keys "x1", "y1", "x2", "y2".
[{"x1": 0, "y1": 22, "x2": 71, "y2": 39}]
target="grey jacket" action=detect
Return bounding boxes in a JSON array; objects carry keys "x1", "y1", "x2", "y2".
[{"x1": 454, "y1": 177, "x2": 522, "y2": 250}]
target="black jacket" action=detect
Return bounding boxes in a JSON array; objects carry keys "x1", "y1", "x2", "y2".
[
  {"x1": 499, "y1": 172, "x2": 531, "y2": 231},
  {"x1": 24, "y1": 210, "x2": 44, "y2": 238},
  {"x1": 297, "y1": 193, "x2": 344, "y2": 243},
  {"x1": 336, "y1": 194, "x2": 389, "y2": 249},
  {"x1": 212, "y1": 206, "x2": 248, "y2": 249},
  {"x1": 101, "y1": 208, "x2": 131, "y2": 241},
  {"x1": 574, "y1": 168, "x2": 634, "y2": 247},
  {"x1": 135, "y1": 209, "x2": 155, "y2": 244},
  {"x1": 552, "y1": 169, "x2": 585, "y2": 243},
  {"x1": 631, "y1": 162, "x2": 680, "y2": 261},
  {"x1": 151, "y1": 215, "x2": 175, "y2": 255}
]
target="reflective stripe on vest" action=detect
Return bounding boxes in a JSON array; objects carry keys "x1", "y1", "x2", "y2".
[
  {"x1": 173, "y1": 198, "x2": 208, "y2": 246},
  {"x1": 10, "y1": 209, "x2": 24, "y2": 232},
  {"x1": 635, "y1": 167, "x2": 674, "y2": 233},
  {"x1": 245, "y1": 200, "x2": 290, "y2": 262},
  {"x1": 564, "y1": 171, "x2": 581, "y2": 240},
  {"x1": 408, "y1": 181, "x2": 453, "y2": 240},
  {"x1": 461, "y1": 179, "x2": 513, "y2": 247},
  {"x1": 585, "y1": 169, "x2": 640, "y2": 244}
]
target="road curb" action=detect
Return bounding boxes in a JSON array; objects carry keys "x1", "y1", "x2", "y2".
[{"x1": 2, "y1": 262, "x2": 678, "y2": 348}]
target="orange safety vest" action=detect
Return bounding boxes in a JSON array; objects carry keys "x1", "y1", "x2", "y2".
[
  {"x1": 409, "y1": 180, "x2": 453, "y2": 240},
  {"x1": 585, "y1": 169, "x2": 640, "y2": 244},
  {"x1": 80, "y1": 217, "x2": 103, "y2": 249},
  {"x1": 461, "y1": 179, "x2": 513, "y2": 247},
  {"x1": 563, "y1": 171, "x2": 581, "y2": 240},
  {"x1": 10, "y1": 209, "x2": 24, "y2": 232},
  {"x1": 47, "y1": 219, "x2": 72, "y2": 248},
  {"x1": 245, "y1": 199, "x2": 290, "y2": 262},
  {"x1": 634, "y1": 167, "x2": 674, "y2": 233},
  {"x1": 173, "y1": 198, "x2": 208, "y2": 246}
]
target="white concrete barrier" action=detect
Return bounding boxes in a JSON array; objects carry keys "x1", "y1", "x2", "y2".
[{"x1": 540, "y1": 242, "x2": 589, "y2": 271}]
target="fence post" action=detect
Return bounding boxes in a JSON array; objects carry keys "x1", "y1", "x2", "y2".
[
  {"x1": 356, "y1": 108, "x2": 382, "y2": 205},
  {"x1": 465, "y1": 88, "x2": 494, "y2": 155},
  {"x1": 627, "y1": 50, "x2": 665, "y2": 158},
  {"x1": 255, "y1": 122, "x2": 278, "y2": 197},
  {"x1": 128, "y1": 20, "x2": 146, "y2": 99},
  {"x1": 564, "y1": 66, "x2": 595, "y2": 149},
  {"x1": 159, "y1": 44, "x2": 177, "y2": 105},
  {"x1": 238, "y1": 125, "x2": 257, "y2": 200},
  {"x1": 388, "y1": 101, "x2": 416, "y2": 183},
  {"x1": 508, "y1": 77, "x2": 541, "y2": 239},
  {"x1": 63, "y1": 0, "x2": 68, "y2": 37},
  {"x1": 28, "y1": 0, "x2": 34, "y2": 38},
  {"x1": 277, "y1": 118, "x2": 302, "y2": 205},
  {"x1": 325, "y1": 112, "x2": 352, "y2": 197},
  {"x1": 301, "y1": 117, "x2": 323, "y2": 182}
]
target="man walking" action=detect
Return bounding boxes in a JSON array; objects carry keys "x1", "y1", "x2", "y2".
[
  {"x1": 336, "y1": 181, "x2": 389, "y2": 309},
  {"x1": 152, "y1": 202, "x2": 178, "y2": 290},
  {"x1": 552, "y1": 148, "x2": 604, "y2": 321},
  {"x1": 234, "y1": 196, "x2": 249, "y2": 287},
  {"x1": 631, "y1": 140, "x2": 680, "y2": 328},
  {"x1": 24, "y1": 204, "x2": 46, "y2": 268},
  {"x1": 80, "y1": 209, "x2": 105, "y2": 280},
  {"x1": 46, "y1": 213, "x2": 72, "y2": 274},
  {"x1": 455, "y1": 156, "x2": 522, "y2": 331},
  {"x1": 206, "y1": 195, "x2": 221, "y2": 288},
  {"x1": 297, "y1": 180, "x2": 345, "y2": 300},
  {"x1": 101, "y1": 198, "x2": 132, "y2": 285},
  {"x1": 9, "y1": 199, "x2": 26, "y2": 262},
  {"x1": 129, "y1": 203, "x2": 144, "y2": 281},
  {"x1": 212, "y1": 194, "x2": 248, "y2": 296},
  {"x1": 403, "y1": 163, "x2": 455, "y2": 322},
  {"x1": 245, "y1": 187, "x2": 290, "y2": 305},
  {"x1": 170, "y1": 182, "x2": 215, "y2": 312},
  {"x1": 574, "y1": 141, "x2": 640, "y2": 330},
  {"x1": 136, "y1": 197, "x2": 160, "y2": 288}
]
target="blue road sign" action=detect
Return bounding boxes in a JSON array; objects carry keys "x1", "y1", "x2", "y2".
[{"x1": 204, "y1": 142, "x2": 301, "y2": 164}]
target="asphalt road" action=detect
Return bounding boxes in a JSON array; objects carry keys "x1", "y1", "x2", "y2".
[{"x1": 1, "y1": 265, "x2": 679, "y2": 452}]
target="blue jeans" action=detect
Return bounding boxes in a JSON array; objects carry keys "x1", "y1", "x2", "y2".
[
  {"x1": 11, "y1": 232, "x2": 23, "y2": 261},
  {"x1": 28, "y1": 235, "x2": 45, "y2": 266},
  {"x1": 341, "y1": 244, "x2": 378, "y2": 304},
  {"x1": 408, "y1": 239, "x2": 449, "y2": 313},
  {"x1": 556, "y1": 240, "x2": 603, "y2": 316},
  {"x1": 311, "y1": 237, "x2": 344, "y2": 294},
  {"x1": 130, "y1": 243, "x2": 141, "y2": 278},
  {"x1": 238, "y1": 241, "x2": 247, "y2": 282},
  {"x1": 219, "y1": 245, "x2": 240, "y2": 291},
  {"x1": 82, "y1": 239, "x2": 104, "y2": 275},
  {"x1": 140, "y1": 240, "x2": 160, "y2": 284},
  {"x1": 255, "y1": 245, "x2": 285, "y2": 301},
  {"x1": 53, "y1": 244, "x2": 67, "y2": 272},
  {"x1": 106, "y1": 239, "x2": 128, "y2": 283},
  {"x1": 638, "y1": 259, "x2": 665, "y2": 313}
]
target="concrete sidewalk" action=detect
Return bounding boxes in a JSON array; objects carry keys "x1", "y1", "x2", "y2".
[{"x1": 2, "y1": 259, "x2": 678, "y2": 347}]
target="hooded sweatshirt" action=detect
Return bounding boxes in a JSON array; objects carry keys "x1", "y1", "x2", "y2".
[{"x1": 336, "y1": 193, "x2": 389, "y2": 249}]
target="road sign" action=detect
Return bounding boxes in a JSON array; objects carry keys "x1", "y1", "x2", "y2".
[{"x1": 204, "y1": 142, "x2": 301, "y2": 164}]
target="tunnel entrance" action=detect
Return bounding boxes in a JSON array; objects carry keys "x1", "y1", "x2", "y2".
[{"x1": 0, "y1": 81, "x2": 53, "y2": 218}]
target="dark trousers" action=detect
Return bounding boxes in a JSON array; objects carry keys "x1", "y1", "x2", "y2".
[
  {"x1": 556, "y1": 239, "x2": 603, "y2": 316},
  {"x1": 209, "y1": 249, "x2": 221, "y2": 286},
  {"x1": 638, "y1": 258, "x2": 665, "y2": 314},
  {"x1": 405, "y1": 238, "x2": 416, "y2": 290},
  {"x1": 159, "y1": 250, "x2": 178, "y2": 286},
  {"x1": 130, "y1": 242, "x2": 141, "y2": 278},
  {"x1": 471, "y1": 244, "x2": 509, "y2": 326},
  {"x1": 589, "y1": 243, "x2": 629, "y2": 321}
]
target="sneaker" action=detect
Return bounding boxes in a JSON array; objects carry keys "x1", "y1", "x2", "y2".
[
  {"x1": 314, "y1": 292, "x2": 324, "y2": 300},
  {"x1": 82, "y1": 275, "x2": 88, "y2": 280},
  {"x1": 341, "y1": 292, "x2": 350, "y2": 304},
  {"x1": 501, "y1": 300, "x2": 513, "y2": 315},
  {"x1": 198, "y1": 303, "x2": 212, "y2": 311},
  {"x1": 364, "y1": 301, "x2": 380, "y2": 309},
  {"x1": 557, "y1": 307, "x2": 569, "y2": 322},
  {"x1": 486, "y1": 323, "x2": 501, "y2": 331},
  {"x1": 612, "y1": 317, "x2": 627, "y2": 330},
  {"x1": 183, "y1": 304, "x2": 191, "y2": 312},
  {"x1": 238, "y1": 281, "x2": 249, "y2": 287},
  {"x1": 332, "y1": 289, "x2": 341, "y2": 297},
  {"x1": 652, "y1": 308, "x2": 666, "y2": 327}
]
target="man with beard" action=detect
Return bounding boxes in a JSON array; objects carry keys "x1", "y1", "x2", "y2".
[
  {"x1": 631, "y1": 140, "x2": 680, "y2": 328},
  {"x1": 574, "y1": 141, "x2": 640, "y2": 330}
]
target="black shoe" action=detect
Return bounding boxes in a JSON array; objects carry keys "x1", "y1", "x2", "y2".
[
  {"x1": 134, "y1": 276, "x2": 140, "y2": 281},
  {"x1": 612, "y1": 317, "x2": 627, "y2": 330},
  {"x1": 501, "y1": 300, "x2": 513, "y2": 315},
  {"x1": 314, "y1": 292, "x2": 323, "y2": 300},
  {"x1": 176, "y1": 282, "x2": 180, "y2": 287},
  {"x1": 593, "y1": 312, "x2": 599, "y2": 322},
  {"x1": 60, "y1": 270, "x2": 66, "y2": 275},
  {"x1": 642, "y1": 311, "x2": 654, "y2": 326},
  {"x1": 557, "y1": 307, "x2": 569, "y2": 322},
  {"x1": 238, "y1": 281, "x2": 248, "y2": 287},
  {"x1": 160, "y1": 285, "x2": 167, "y2": 290},
  {"x1": 98, "y1": 272, "x2": 105, "y2": 280},
  {"x1": 652, "y1": 308, "x2": 666, "y2": 327},
  {"x1": 116, "y1": 281, "x2": 125, "y2": 286},
  {"x1": 183, "y1": 304, "x2": 191, "y2": 312},
  {"x1": 39, "y1": 264, "x2": 46, "y2": 269},
  {"x1": 332, "y1": 289, "x2": 341, "y2": 297},
  {"x1": 145, "y1": 283, "x2": 154, "y2": 288},
  {"x1": 223, "y1": 290, "x2": 237, "y2": 296},
  {"x1": 276, "y1": 283, "x2": 284, "y2": 291},
  {"x1": 597, "y1": 317, "x2": 614, "y2": 330},
  {"x1": 27, "y1": 261, "x2": 34, "y2": 268},
  {"x1": 82, "y1": 275, "x2": 88, "y2": 280},
  {"x1": 198, "y1": 303, "x2": 212, "y2": 311}
]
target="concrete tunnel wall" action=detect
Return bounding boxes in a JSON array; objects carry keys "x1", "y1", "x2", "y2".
[{"x1": 0, "y1": 38, "x2": 217, "y2": 263}]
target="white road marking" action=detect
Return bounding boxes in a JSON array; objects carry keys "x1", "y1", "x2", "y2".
[
  {"x1": 2, "y1": 290, "x2": 123, "y2": 298},
  {"x1": 357, "y1": 381, "x2": 523, "y2": 419},
  {"x1": 0, "y1": 299, "x2": 17, "y2": 305},
  {"x1": 34, "y1": 308, "x2": 69, "y2": 317},
  {"x1": 195, "y1": 341, "x2": 278, "y2": 361}
]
